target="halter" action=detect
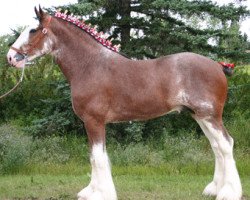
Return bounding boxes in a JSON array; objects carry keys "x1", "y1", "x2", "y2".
[
  {"x1": 10, "y1": 16, "x2": 52, "y2": 57},
  {"x1": 1, "y1": 17, "x2": 52, "y2": 99}
]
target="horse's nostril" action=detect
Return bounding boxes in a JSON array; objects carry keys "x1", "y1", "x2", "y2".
[
  {"x1": 14, "y1": 53, "x2": 25, "y2": 62},
  {"x1": 8, "y1": 56, "x2": 12, "y2": 62}
]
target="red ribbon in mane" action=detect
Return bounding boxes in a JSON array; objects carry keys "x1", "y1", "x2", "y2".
[
  {"x1": 54, "y1": 11, "x2": 120, "y2": 52},
  {"x1": 218, "y1": 62, "x2": 235, "y2": 68}
]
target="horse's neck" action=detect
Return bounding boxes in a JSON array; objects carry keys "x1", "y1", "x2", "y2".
[{"x1": 51, "y1": 21, "x2": 115, "y2": 83}]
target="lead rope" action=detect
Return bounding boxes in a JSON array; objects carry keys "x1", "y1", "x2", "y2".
[{"x1": 0, "y1": 66, "x2": 25, "y2": 99}]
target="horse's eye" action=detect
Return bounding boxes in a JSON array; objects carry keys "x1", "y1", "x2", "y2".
[{"x1": 29, "y1": 29, "x2": 37, "y2": 33}]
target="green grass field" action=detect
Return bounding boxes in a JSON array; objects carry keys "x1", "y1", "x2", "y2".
[{"x1": 0, "y1": 166, "x2": 249, "y2": 200}]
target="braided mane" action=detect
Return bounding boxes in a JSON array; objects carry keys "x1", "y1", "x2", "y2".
[{"x1": 54, "y1": 11, "x2": 120, "y2": 52}]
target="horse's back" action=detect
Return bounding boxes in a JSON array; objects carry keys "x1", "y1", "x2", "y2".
[
  {"x1": 155, "y1": 52, "x2": 227, "y2": 90},
  {"x1": 153, "y1": 52, "x2": 228, "y2": 118},
  {"x1": 156, "y1": 52, "x2": 224, "y2": 76}
]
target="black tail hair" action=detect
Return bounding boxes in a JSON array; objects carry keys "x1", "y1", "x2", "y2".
[{"x1": 222, "y1": 67, "x2": 234, "y2": 76}]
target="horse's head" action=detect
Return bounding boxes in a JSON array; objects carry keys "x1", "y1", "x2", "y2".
[{"x1": 7, "y1": 6, "x2": 54, "y2": 68}]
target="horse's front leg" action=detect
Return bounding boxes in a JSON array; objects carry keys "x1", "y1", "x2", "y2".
[{"x1": 77, "y1": 119, "x2": 117, "y2": 200}]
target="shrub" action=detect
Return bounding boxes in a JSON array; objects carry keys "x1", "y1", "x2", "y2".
[
  {"x1": 0, "y1": 124, "x2": 89, "y2": 174},
  {"x1": 30, "y1": 135, "x2": 89, "y2": 164},
  {"x1": 0, "y1": 124, "x2": 31, "y2": 174},
  {"x1": 225, "y1": 67, "x2": 250, "y2": 119},
  {"x1": 163, "y1": 132, "x2": 211, "y2": 164},
  {"x1": 225, "y1": 113, "x2": 250, "y2": 150},
  {"x1": 109, "y1": 143, "x2": 164, "y2": 166},
  {"x1": 30, "y1": 136, "x2": 70, "y2": 164},
  {"x1": 27, "y1": 80, "x2": 84, "y2": 137}
]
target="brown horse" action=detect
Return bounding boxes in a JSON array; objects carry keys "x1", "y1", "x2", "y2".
[{"x1": 7, "y1": 7, "x2": 242, "y2": 200}]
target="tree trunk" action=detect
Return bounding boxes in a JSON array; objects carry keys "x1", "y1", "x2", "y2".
[{"x1": 119, "y1": 0, "x2": 131, "y2": 50}]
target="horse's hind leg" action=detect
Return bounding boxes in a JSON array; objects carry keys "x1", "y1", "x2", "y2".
[
  {"x1": 194, "y1": 117, "x2": 242, "y2": 200},
  {"x1": 195, "y1": 118, "x2": 224, "y2": 196}
]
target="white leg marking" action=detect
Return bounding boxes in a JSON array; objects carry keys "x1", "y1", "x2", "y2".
[
  {"x1": 198, "y1": 119, "x2": 242, "y2": 200},
  {"x1": 78, "y1": 143, "x2": 117, "y2": 200},
  {"x1": 196, "y1": 119, "x2": 224, "y2": 196}
]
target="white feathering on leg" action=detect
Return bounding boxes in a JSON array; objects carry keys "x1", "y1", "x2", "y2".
[{"x1": 78, "y1": 143, "x2": 117, "y2": 200}]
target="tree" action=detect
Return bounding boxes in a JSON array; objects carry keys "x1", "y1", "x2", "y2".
[{"x1": 57, "y1": 0, "x2": 250, "y2": 61}]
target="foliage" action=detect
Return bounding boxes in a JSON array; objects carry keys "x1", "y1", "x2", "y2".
[
  {"x1": 225, "y1": 67, "x2": 250, "y2": 119},
  {"x1": 58, "y1": 0, "x2": 250, "y2": 61},
  {"x1": 0, "y1": 124, "x2": 88, "y2": 174},
  {"x1": 0, "y1": 34, "x2": 83, "y2": 136},
  {"x1": 1, "y1": 119, "x2": 249, "y2": 175},
  {"x1": 27, "y1": 80, "x2": 84, "y2": 137},
  {"x1": 0, "y1": 124, "x2": 30, "y2": 174},
  {"x1": 0, "y1": 35, "x2": 62, "y2": 122}
]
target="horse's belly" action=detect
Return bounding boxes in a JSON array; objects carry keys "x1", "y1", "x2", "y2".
[{"x1": 107, "y1": 95, "x2": 176, "y2": 123}]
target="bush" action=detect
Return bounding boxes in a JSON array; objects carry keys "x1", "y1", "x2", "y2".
[
  {"x1": 163, "y1": 132, "x2": 211, "y2": 164},
  {"x1": 30, "y1": 136, "x2": 70, "y2": 164},
  {"x1": 26, "y1": 80, "x2": 84, "y2": 137},
  {"x1": 225, "y1": 113, "x2": 250, "y2": 150},
  {"x1": 0, "y1": 124, "x2": 89, "y2": 174},
  {"x1": 225, "y1": 67, "x2": 250, "y2": 119},
  {"x1": 30, "y1": 135, "x2": 89, "y2": 164},
  {"x1": 0, "y1": 123, "x2": 249, "y2": 175},
  {"x1": 109, "y1": 143, "x2": 164, "y2": 166},
  {"x1": 0, "y1": 124, "x2": 31, "y2": 174}
]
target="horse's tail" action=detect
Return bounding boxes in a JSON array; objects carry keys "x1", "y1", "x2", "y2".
[{"x1": 218, "y1": 62, "x2": 235, "y2": 76}]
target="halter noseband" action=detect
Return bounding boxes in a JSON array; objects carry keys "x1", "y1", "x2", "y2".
[{"x1": 10, "y1": 16, "x2": 52, "y2": 57}]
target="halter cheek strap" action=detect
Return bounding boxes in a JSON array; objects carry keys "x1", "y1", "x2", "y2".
[{"x1": 11, "y1": 16, "x2": 52, "y2": 57}]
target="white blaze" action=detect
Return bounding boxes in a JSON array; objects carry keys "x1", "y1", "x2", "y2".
[
  {"x1": 7, "y1": 24, "x2": 54, "y2": 68},
  {"x1": 12, "y1": 26, "x2": 35, "y2": 49}
]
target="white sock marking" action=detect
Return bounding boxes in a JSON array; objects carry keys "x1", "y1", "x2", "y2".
[
  {"x1": 78, "y1": 143, "x2": 117, "y2": 200},
  {"x1": 197, "y1": 119, "x2": 242, "y2": 200}
]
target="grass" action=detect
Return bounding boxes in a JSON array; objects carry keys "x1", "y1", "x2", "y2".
[
  {"x1": 0, "y1": 114, "x2": 249, "y2": 200},
  {"x1": 0, "y1": 167, "x2": 249, "y2": 200},
  {"x1": 238, "y1": 64, "x2": 250, "y2": 74}
]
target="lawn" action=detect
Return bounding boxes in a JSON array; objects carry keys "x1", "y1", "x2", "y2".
[{"x1": 0, "y1": 166, "x2": 249, "y2": 200}]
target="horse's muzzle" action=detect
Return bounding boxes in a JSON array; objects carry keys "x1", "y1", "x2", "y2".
[{"x1": 7, "y1": 49, "x2": 26, "y2": 68}]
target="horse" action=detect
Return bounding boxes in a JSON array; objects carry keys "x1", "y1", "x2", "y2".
[{"x1": 7, "y1": 7, "x2": 242, "y2": 200}]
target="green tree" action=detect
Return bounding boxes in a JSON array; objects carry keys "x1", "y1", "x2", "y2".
[{"x1": 60, "y1": 0, "x2": 250, "y2": 60}]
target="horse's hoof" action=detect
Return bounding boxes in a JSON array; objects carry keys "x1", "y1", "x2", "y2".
[
  {"x1": 203, "y1": 181, "x2": 217, "y2": 196},
  {"x1": 77, "y1": 185, "x2": 117, "y2": 200},
  {"x1": 78, "y1": 191, "x2": 103, "y2": 200},
  {"x1": 77, "y1": 185, "x2": 91, "y2": 199},
  {"x1": 216, "y1": 183, "x2": 242, "y2": 200}
]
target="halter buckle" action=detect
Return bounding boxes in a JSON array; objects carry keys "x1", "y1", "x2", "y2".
[{"x1": 42, "y1": 28, "x2": 48, "y2": 34}]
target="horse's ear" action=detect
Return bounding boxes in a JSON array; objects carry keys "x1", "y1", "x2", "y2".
[
  {"x1": 39, "y1": 5, "x2": 44, "y2": 16},
  {"x1": 34, "y1": 6, "x2": 40, "y2": 20},
  {"x1": 34, "y1": 5, "x2": 45, "y2": 22}
]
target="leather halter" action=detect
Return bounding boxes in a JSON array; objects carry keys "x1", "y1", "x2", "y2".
[{"x1": 10, "y1": 16, "x2": 52, "y2": 56}]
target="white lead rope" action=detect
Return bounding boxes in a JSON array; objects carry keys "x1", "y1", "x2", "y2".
[{"x1": 0, "y1": 66, "x2": 25, "y2": 99}]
